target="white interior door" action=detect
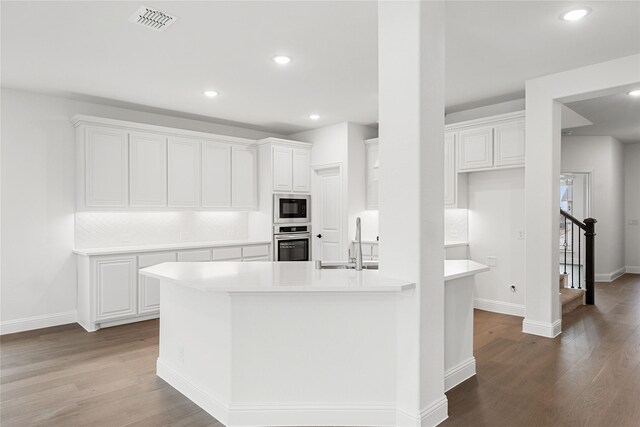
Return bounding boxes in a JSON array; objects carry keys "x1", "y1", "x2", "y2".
[{"x1": 313, "y1": 165, "x2": 342, "y2": 262}]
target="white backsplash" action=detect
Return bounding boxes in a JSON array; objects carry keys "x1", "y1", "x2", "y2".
[
  {"x1": 75, "y1": 211, "x2": 250, "y2": 248},
  {"x1": 444, "y1": 209, "x2": 469, "y2": 242}
]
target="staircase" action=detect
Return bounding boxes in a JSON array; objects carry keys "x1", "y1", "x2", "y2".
[{"x1": 559, "y1": 273, "x2": 584, "y2": 314}]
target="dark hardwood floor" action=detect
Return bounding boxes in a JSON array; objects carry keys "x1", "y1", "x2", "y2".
[{"x1": 1, "y1": 274, "x2": 638, "y2": 426}]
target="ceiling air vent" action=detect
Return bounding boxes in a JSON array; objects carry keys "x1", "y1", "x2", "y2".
[{"x1": 129, "y1": 5, "x2": 177, "y2": 32}]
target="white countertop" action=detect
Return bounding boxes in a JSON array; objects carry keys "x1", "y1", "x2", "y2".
[
  {"x1": 141, "y1": 261, "x2": 415, "y2": 293},
  {"x1": 351, "y1": 240, "x2": 469, "y2": 248},
  {"x1": 73, "y1": 239, "x2": 272, "y2": 256},
  {"x1": 444, "y1": 259, "x2": 490, "y2": 281}
]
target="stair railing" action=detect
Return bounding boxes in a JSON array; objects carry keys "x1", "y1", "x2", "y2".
[{"x1": 560, "y1": 209, "x2": 597, "y2": 304}]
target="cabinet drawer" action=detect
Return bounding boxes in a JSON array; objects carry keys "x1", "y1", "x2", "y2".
[
  {"x1": 212, "y1": 246, "x2": 242, "y2": 261},
  {"x1": 177, "y1": 249, "x2": 211, "y2": 262},
  {"x1": 138, "y1": 252, "x2": 177, "y2": 268},
  {"x1": 242, "y1": 245, "x2": 269, "y2": 258},
  {"x1": 242, "y1": 256, "x2": 269, "y2": 262}
]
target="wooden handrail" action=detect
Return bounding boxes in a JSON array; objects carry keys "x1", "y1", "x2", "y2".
[
  {"x1": 560, "y1": 209, "x2": 586, "y2": 230},
  {"x1": 560, "y1": 209, "x2": 597, "y2": 305}
]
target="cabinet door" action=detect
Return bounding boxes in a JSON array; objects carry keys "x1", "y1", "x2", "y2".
[
  {"x1": 202, "y1": 142, "x2": 231, "y2": 207},
  {"x1": 494, "y1": 119, "x2": 525, "y2": 167},
  {"x1": 444, "y1": 132, "x2": 456, "y2": 207},
  {"x1": 177, "y1": 249, "x2": 211, "y2": 262},
  {"x1": 138, "y1": 273, "x2": 160, "y2": 315},
  {"x1": 129, "y1": 133, "x2": 167, "y2": 207},
  {"x1": 272, "y1": 147, "x2": 293, "y2": 192},
  {"x1": 85, "y1": 128, "x2": 129, "y2": 207},
  {"x1": 292, "y1": 149, "x2": 311, "y2": 193},
  {"x1": 231, "y1": 146, "x2": 257, "y2": 209},
  {"x1": 168, "y1": 138, "x2": 201, "y2": 207},
  {"x1": 95, "y1": 256, "x2": 137, "y2": 322},
  {"x1": 458, "y1": 126, "x2": 493, "y2": 171},
  {"x1": 365, "y1": 142, "x2": 380, "y2": 210}
]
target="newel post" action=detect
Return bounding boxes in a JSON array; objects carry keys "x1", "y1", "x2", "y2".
[{"x1": 584, "y1": 218, "x2": 597, "y2": 305}]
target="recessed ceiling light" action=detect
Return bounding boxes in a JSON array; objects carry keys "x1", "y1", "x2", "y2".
[
  {"x1": 309, "y1": 114, "x2": 320, "y2": 120},
  {"x1": 273, "y1": 56, "x2": 291, "y2": 65},
  {"x1": 561, "y1": 8, "x2": 591, "y2": 22},
  {"x1": 204, "y1": 90, "x2": 219, "y2": 98},
  {"x1": 628, "y1": 89, "x2": 640, "y2": 97}
]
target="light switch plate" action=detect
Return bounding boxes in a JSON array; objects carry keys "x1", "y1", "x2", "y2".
[
  {"x1": 628, "y1": 219, "x2": 639, "y2": 226},
  {"x1": 486, "y1": 256, "x2": 497, "y2": 267}
]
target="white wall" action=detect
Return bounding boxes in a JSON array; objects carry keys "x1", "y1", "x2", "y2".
[
  {"x1": 0, "y1": 88, "x2": 278, "y2": 332},
  {"x1": 561, "y1": 136, "x2": 626, "y2": 279},
  {"x1": 624, "y1": 143, "x2": 640, "y2": 272},
  {"x1": 468, "y1": 168, "x2": 526, "y2": 316}
]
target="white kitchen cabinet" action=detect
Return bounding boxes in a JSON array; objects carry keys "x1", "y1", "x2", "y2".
[
  {"x1": 458, "y1": 126, "x2": 494, "y2": 171},
  {"x1": 168, "y1": 137, "x2": 201, "y2": 207},
  {"x1": 129, "y1": 132, "x2": 167, "y2": 207},
  {"x1": 365, "y1": 138, "x2": 380, "y2": 210},
  {"x1": 494, "y1": 118, "x2": 525, "y2": 167},
  {"x1": 202, "y1": 142, "x2": 231, "y2": 207},
  {"x1": 177, "y1": 249, "x2": 211, "y2": 262},
  {"x1": 138, "y1": 274, "x2": 161, "y2": 315},
  {"x1": 84, "y1": 127, "x2": 129, "y2": 207},
  {"x1": 272, "y1": 146, "x2": 293, "y2": 192},
  {"x1": 231, "y1": 145, "x2": 258, "y2": 209},
  {"x1": 95, "y1": 256, "x2": 137, "y2": 322},
  {"x1": 444, "y1": 132, "x2": 456, "y2": 207},
  {"x1": 292, "y1": 149, "x2": 311, "y2": 193}
]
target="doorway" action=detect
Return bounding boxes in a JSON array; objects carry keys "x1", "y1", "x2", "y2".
[
  {"x1": 312, "y1": 164, "x2": 343, "y2": 262},
  {"x1": 559, "y1": 171, "x2": 591, "y2": 288}
]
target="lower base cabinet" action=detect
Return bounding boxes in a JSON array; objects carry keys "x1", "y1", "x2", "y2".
[{"x1": 77, "y1": 243, "x2": 271, "y2": 331}]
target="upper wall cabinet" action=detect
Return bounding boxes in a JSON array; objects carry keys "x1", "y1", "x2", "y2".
[
  {"x1": 444, "y1": 132, "x2": 468, "y2": 209},
  {"x1": 452, "y1": 112, "x2": 525, "y2": 173},
  {"x1": 257, "y1": 138, "x2": 312, "y2": 195},
  {"x1": 129, "y1": 132, "x2": 167, "y2": 208},
  {"x1": 168, "y1": 137, "x2": 201, "y2": 207},
  {"x1": 83, "y1": 127, "x2": 129, "y2": 208},
  {"x1": 231, "y1": 145, "x2": 258, "y2": 209},
  {"x1": 364, "y1": 138, "x2": 379, "y2": 210},
  {"x1": 72, "y1": 115, "x2": 259, "y2": 211}
]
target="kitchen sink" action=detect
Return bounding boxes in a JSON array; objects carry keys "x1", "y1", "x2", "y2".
[{"x1": 316, "y1": 261, "x2": 379, "y2": 270}]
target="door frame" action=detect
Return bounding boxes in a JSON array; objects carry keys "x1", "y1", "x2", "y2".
[
  {"x1": 311, "y1": 163, "x2": 344, "y2": 261},
  {"x1": 560, "y1": 168, "x2": 594, "y2": 220}
]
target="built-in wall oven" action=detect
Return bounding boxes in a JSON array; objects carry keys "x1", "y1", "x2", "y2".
[
  {"x1": 273, "y1": 194, "x2": 310, "y2": 224},
  {"x1": 273, "y1": 224, "x2": 311, "y2": 262}
]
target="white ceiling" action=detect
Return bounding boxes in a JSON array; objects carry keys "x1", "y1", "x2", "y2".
[
  {"x1": 564, "y1": 92, "x2": 640, "y2": 143},
  {"x1": 1, "y1": 1, "x2": 639, "y2": 134}
]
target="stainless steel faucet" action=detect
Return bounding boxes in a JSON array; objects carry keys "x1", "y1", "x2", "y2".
[{"x1": 355, "y1": 217, "x2": 363, "y2": 271}]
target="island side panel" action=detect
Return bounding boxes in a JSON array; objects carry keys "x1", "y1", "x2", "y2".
[
  {"x1": 444, "y1": 276, "x2": 476, "y2": 391},
  {"x1": 227, "y1": 292, "x2": 398, "y2": 425},
  {"x1": 157, "y1": 280, "x2": 232, "y2": 423}
]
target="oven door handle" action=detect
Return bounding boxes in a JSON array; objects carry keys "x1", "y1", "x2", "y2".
[{"x1": 275, "y1": 234, "x2": 310, "y2": 240}]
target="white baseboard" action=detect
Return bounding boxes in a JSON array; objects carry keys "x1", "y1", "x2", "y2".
[
  {"x1": 0, "y1": 311, "x2": 77, "y2": 335},
  {"x1": 474, "y1": 298, "x2": 525, "y2": 317},
  {"x1": 444, "y1": 357, "x2": 476, "y2": 392},
  {"x1": 158, "y1": 358, "x2": 399, "y2": 426},
  {"x1": 595, "y1": 267, "x2": 627, "y2": 282},
  {"x1": 420, "y1": 396, "x2": 448, "y2": 427},
  {"x1": 625, "y1": 266, "x2": 640, "y2": 274},
  {"x1": 522, "y1": 318, "x2": 561, "y2": 338}
]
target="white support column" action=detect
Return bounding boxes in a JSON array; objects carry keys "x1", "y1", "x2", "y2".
[
  {"x1": 523, "y1": 54, "x2": 640, "y2": 338},
  {"x1": 378, "y1": 1, "x2": 446, "y2": 425}
]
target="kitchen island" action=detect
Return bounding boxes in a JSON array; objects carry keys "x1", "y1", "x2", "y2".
[{"x1": 141, "y1": 260, "x2": 487, "y2": 426}]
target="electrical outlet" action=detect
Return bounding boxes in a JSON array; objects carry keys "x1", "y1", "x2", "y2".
[
  {"x1": 510, "y1": 284, "x2": 517, "y2": 293},
  {"x1": 516, "y1": 230, "x2": 525, "y2": 240},
  {"x1": 178, "y1": 345, "x2": 185, "y2": 364},
  {"x1": 486, "y1": 256, "x2": 497, "y2": 267}
]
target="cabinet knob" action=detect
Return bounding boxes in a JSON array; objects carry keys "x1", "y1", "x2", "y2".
[{"x1": 316, "y1": 234, "x2": 322, "y2": 238}]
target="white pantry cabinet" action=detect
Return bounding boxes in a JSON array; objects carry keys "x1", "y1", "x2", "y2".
[
  {"x1": 453, "y1": 112, "x2": 525, "y2": 172},
  {"x1": 258, "y1": 138, "x2": 312, "y2": 194},
  {"x1": 75, "y1": 242, "x2": 271, "y2": 332},
  {"x1": 83, "y1": 127, "x2": 129, "y2": 208},
  {"x1": 168, "y1": 137, "x2": 201, "y2": 207},
  {"x1": 444, "y1": 132, "x2": 468, "y2": 209},
  {"x1": 202, "y1": 142, "x2": 231, "y2": 207},
  {"x1": 72, "y1": 115, "x2": 259, "y2": 211},
  {"x1": 231, "y1": 145, "x2": 258, "y2": 208},
  {"x1": 129, "y1": 132, "x2": 167, "y2": 207},
  {"x1": 364, "y1": 138, "x2": 380, "y2": 210}
]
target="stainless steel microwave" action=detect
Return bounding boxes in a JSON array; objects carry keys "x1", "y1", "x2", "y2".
[{"x1": 273, "y1": 194, "x2": 311, "y2": 224}]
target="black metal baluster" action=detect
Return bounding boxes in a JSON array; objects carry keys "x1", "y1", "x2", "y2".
[
  {"x1": 578, "y1": 229, "x2": 582, "y2": 289},
  {"x1": 563, "y1": 216, "x2": 568, "y2": 275},
  {"x1": 571, "y1": 223, "x2": 575, "y2": 288}
]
